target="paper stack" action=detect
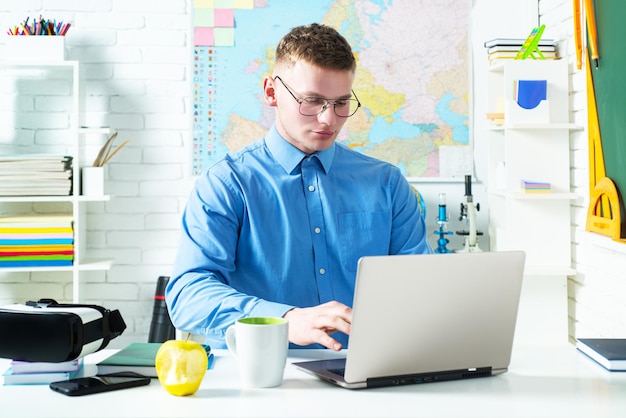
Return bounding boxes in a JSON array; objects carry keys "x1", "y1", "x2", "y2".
[
  {"x1": 0, "y1": 214, "x2": 74, "y2": 267},
  {"x1": 0, "y1": 155, "x2": 73, "y2": 196},
  {"x1": 521, "y1": 180, "x2": 551, "y2": 194}
]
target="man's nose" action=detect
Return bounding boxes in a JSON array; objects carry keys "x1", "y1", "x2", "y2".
[{"x1": 317, "y1": 103, "x2": 336, "y2": 123}]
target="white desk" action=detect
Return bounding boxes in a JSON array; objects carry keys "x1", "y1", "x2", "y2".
[{"x1": 1, "y1": 344, "x2": 625, "y2": 418}]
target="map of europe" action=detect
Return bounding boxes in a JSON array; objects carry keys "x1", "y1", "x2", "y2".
[{"x1": 192, "y1": 0, "x2": 470, "y2": 179}]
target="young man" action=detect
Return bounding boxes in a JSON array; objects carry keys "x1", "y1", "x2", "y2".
[{"x1": 166, "y1": 23, "x2": 432, "y2": 350}]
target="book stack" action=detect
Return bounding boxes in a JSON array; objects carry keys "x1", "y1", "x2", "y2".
[
  {"x1": 2, "y1": 359, "x2": 82, "y2": 385},
  {"x1": 0, "y1": 154, "x2": 73, "y2": 196},
  {"x1": 484, "y1": 38, "x2": 558, "y2": 66},
  {"x1": 0, "y1": 214, "x2": 74, "y2": 267},
  {"x1": 521, "y1": 180, "x2": 551, "y2": 194}
]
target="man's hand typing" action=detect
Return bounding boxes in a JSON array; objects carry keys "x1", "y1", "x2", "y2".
[{"x1": 283, "y1": 301, "x2": 352, "y2": 351}]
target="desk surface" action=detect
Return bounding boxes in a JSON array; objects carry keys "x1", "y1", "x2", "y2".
[{"x1": 1, "y1": 343, "x2": 625, "y2": 418}]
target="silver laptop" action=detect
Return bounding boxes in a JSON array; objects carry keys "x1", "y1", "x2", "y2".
[{"x1": 293, "y1": 251, "x2": 526, "y2": 389}]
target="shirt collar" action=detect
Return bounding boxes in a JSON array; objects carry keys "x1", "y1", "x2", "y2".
[{"x1": 265, "y1": 124, "x2": 335, "y2": 174}]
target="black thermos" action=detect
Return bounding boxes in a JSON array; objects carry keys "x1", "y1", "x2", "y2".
[{"x1": 148, "y1": 276, "x2": 176, "y2": 343}]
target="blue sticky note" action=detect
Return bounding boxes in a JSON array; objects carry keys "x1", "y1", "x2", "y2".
[{"x1": 515, "y1": 80, "x2": 547, "y2": 109}]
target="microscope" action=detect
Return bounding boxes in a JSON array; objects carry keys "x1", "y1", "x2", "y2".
[
  {"x1": 456, "y1": 175, "x2": 483, "y2": 253},
  {"x1": 433, "y1": 192, "x2": 453, "y2": 253}
]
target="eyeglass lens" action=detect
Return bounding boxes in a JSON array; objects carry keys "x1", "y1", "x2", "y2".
[{"x1": 298, "y1": 97, "x2": 360, "y2": 117}]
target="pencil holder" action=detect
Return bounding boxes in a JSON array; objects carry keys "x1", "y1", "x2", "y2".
[
  {"x1": 506, "y1": 79, "x2": 549, "y2": 123},
  {"x1": 5, "y1": 36, "x2": 66, "y2": 61},
  {"x1": 81, "y1": 166, "x2": 104, "y2": 196}
]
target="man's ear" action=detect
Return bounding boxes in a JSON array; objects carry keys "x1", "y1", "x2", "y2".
[{"x1": 263, "y1": 76, "x2": 278, "y2": 107}]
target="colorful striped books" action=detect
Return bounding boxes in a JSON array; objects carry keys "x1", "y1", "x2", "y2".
[
  {"x1": 521, "y1": 180, "x2": 551, "y2": 193},
  {"x1": 0, "y1": 215, "x2": 74, "y2": 267}
]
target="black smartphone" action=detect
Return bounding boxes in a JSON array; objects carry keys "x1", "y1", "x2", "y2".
[{"x1": 49, "y1": 372, "x2": 151, "y2": 396}]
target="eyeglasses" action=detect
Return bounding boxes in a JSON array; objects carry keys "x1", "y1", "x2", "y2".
[{"x1": 274, "y1": 76, "x2": 361, "y2": 118}]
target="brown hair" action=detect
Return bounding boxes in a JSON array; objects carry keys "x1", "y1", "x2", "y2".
[{"x1": 275, "y1": 23, "x2": 356, "y2": 72}]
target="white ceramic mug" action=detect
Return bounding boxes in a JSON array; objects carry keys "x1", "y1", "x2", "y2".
[{"x1": 225, "y1": 317, "x2": 289, "y2": 388}]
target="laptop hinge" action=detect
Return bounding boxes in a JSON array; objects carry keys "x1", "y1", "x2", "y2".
[{"x1": 366, "y1": 366, "x2": 493, "y2": 388}]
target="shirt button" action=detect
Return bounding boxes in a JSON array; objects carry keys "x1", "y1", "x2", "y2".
[
  {"x1": 308, "y1": 185, "x2": 315, "y2": 192},
  {"x1": 314, "y1": 227, "x2": 321, "y2": 234},
  {"x1": 319, "y1": 268, "x2": 326, "y2": 275}
]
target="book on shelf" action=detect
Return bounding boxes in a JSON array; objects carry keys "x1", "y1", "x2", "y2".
[
  {"x1": 0, "y1": 259, "x2": 73, "y2": 267},
  {"x1": 485, "y1": 37, "x2": 558, "y2": 66},
  {"x1": 576, "y1": 338, "x2": 626, "y2": 371},
  {"x1": 96, "y1": 342, "x2": 163, "y2": 377},
  {"x1": 487, "y1": 44, "x2": 556, "y2": 54},
  {"x1": 0, "y1": 214, "x2": 74, "y2": 268},
  {"x1": 9, "y1": 358, "x2": 82, "y2": 374},
  {"x1": 2, "y1": 366, "x2": 81, "y2": 385},
  {"x1": 488, "y1": 53, "x2": 558, "y2": 67},
  {"x1": 484, "y1": 37, "x2": 557, "y2": 48},
  {"x1": 0, "y1": 214, "x2": 73, "y2": 225},
  {"x1": 521, "y1": 180, "x2": 551, "y2": 193},
  {"x1": 488, "y1": 51, "x2": 558, "y2": 60},
  {"x1": 0, "y1": 154, "x2": 72, "y2": 196},
  {"x1": 486, "y1": 112, "x2": 504, "y2": 125}
]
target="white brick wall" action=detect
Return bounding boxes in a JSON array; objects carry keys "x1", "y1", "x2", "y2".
[
  {"x1": 0, "y1": 0, "x2": 193, "y2": 347},
  {"x1": 1, "y1": 0, "x2": 623, "y2": 348},
  {"x1": 540, "y1": 0, "x2": 626, "y2": 340}
]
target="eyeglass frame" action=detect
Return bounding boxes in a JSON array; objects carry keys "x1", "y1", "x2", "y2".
[{"x1": 273, "y1": 75, "x2": 361, "y2": 118}]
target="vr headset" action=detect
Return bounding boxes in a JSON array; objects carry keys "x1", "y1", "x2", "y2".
[{"x1": 0, "y1": 299, "x2": 126, "y2": 362}]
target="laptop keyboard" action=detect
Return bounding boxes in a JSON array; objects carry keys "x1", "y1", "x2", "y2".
[{"x1": 328, "y1": 368, "x2": 345, "y2": 377}]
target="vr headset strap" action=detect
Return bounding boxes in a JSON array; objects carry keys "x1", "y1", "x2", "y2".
[{"x1": 27, "y1": 299, "x2": 127, "y2": 351}]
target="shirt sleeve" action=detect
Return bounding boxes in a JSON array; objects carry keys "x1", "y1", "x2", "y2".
[
  {"x1": 165, "y1": 169, "x2": 294, "y2": 345},
  {"x1": 389, "y1": 170, "x2": 434, "y2": 255}
]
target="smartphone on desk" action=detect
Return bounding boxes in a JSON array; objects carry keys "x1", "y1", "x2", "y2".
[{"x1": 49, "y1": 372, "x2": 151, "y2": 396}]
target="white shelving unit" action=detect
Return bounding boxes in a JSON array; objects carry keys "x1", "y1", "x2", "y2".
[
  {"x1": 486, "y1": 60, "x2": 579, "y2": 347},
  {"x1": 486, "y1": 59, "x2": 579, "y2": 276},
  {"x1": 0, "y1": 60, "x2": 113, "y2": 302}
]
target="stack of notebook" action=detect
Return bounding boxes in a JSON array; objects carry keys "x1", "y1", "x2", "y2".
[
  {"x1": 2, "y1": 359, "x2": 82, "y2": 385},
  {"x1": 0, "y1": 155, "x2": 72, "y2": 196},
  {"x1": 0, "y1": 214, "x2": 74, "y2": 267},
  {"x1": 521, "y1": 180, "x2": 551, "y2": 194},
  {"x1": 484, "y1": 38, "x2": 558, "y2": 66}
]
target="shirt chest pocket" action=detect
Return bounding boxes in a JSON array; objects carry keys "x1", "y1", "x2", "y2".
[{"x1": 338, "y1": 211, "x2": 391, "y2": 272}]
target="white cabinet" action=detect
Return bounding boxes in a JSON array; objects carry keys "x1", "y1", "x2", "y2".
[
  {"x1": 0, "y1": 60, "x2": 112, "y2": 302},
  {"x1": 486, "y1": 60, "x2": 578, "y2": 276}
]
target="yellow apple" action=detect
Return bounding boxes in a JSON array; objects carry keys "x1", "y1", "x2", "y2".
[{"x1": 155, "y1": 339, "x2": 209, "y2": 396}]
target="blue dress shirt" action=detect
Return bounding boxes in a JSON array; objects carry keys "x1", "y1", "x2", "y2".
[{"x1": 167, "y1": 124, "x2": 433, "y2": 348}]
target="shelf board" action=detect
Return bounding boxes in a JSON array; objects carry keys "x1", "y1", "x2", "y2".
[
  {"x1": 0, "y1": 195, "x2": 111, "y2": 203},
  {"x1": 524, "y1": 265, "x2": 576, "y2": 277},
  {"x1": 79, "y1": 127, "x2": 112, "y2": 135},
  {"x1": 0, "y1": 259, "x2": 112, "y2": 273},
  {"x1": 75, "y1": 258, "x2": 114, "y2": 271},
  {"x1": 0, "y1": 195, "x2": 74, "y2": 203},
  {"x1": 0, "y1": 60, "x2": 79, "y2": 68},
  {"x1": 487, "y1": 59, "x2": 565, "y2": 73},
  {"x1": 488, "y1": 62, "x2": 506, "y2": 72},
  {"x1": 488, "y1": 123, "x2": 582, "y2": 130},
  {"x1": 489, "y1": 190, "x2": 579, "y2": 201},
  {"x1": 510, "y1": 191, "x2": 579, "y2": 200},
  {"x1": 78, "y1": 194, "x2": 112, "y2": 202}
]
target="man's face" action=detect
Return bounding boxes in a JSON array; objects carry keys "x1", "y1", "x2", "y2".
[{"x1": 266, "y1": 60, "x2": 355, "y2": 155}]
